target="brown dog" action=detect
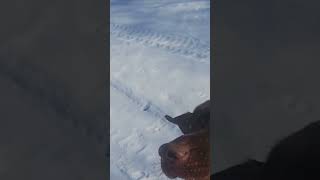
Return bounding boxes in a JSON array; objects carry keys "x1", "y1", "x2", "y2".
[{"x1": 159, "y1": 100, "x2": 210, "y2": 180}]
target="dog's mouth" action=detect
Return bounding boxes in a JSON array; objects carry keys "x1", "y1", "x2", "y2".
[
  {"x1": 160, "y1": 149, "x2": 210, "y2": 179},
  {"x1": 160, "y1": 159, "x2": 179, "y2": 178}
]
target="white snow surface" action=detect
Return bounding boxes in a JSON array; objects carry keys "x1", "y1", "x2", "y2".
[{"x1": 110, "y1": 0, "x2": 210, "y2": 179}]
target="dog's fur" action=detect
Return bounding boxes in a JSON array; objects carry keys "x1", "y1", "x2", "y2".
[{"x1": 159, "y1": 100, "x2": 211, "y2": 180}]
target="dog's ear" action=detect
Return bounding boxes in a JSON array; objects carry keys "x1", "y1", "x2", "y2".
[
  {"x1": 164, "y1": 100, "x2": 211, "y2": 134},
  {"x1": 165, "y1": 113, "x2": 194, "y2": 134}
]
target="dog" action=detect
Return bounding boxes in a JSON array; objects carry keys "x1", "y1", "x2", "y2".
[{"x1": 158, "y1": 100, "x2": 211, "y2": 180}]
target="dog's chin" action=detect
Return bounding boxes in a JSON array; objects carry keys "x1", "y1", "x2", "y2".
[
  {"x1": 160, "y1": 159, "x2": 179, "y2": 179},
  {"x1": 161, "y1": 158, "x2": 210, "y2": 179}
]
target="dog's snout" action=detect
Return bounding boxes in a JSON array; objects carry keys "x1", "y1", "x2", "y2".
[{"x1": 159, "y1": 143, "x2": 190, "y2": 162}]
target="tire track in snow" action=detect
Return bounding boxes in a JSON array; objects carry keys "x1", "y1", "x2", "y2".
[
  {"x1": 110, "y1": 23, "x2": 210, "y2": 63},
  {"x1": 110, "y1": 79, "x2": 169, "y2": 121}
]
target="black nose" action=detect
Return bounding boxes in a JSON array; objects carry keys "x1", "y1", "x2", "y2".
[
  {"x1": 158, "y1": 143, "x2": 168, "y2": 157},
  {"x1": 159, "y1": 144, "x2": 189, "y2": 161},
  {"x1": 166, "y1": 149, "x2": 179, "y2": 161}
]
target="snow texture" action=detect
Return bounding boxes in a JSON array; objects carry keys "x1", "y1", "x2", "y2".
[{"x1": 110, "y1": 0, "x2": 210, "y2": 179}]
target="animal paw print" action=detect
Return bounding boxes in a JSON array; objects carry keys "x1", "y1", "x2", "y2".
[{"x1": 118, "y1": 131, "x2": 147, "y2": 155}]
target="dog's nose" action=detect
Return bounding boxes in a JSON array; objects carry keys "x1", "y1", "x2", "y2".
[
  {"x1": 166, "y1": 149, "x2": 179, "y2": 161},
  {"x1": 158, "y1": 143, "x2": 168, "y2": 157},
  {"x1": 159, "y1": 143, "x2": 190, "y2": 161}
]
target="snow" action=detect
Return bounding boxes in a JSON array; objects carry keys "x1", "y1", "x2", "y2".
[{"x1": 110, "y1": 0, "x2": 210, "y2": 179}]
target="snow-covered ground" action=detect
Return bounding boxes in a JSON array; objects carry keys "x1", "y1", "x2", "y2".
[{"x1": 110, "y1": 1, "x2": 210, "y2": 179}]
